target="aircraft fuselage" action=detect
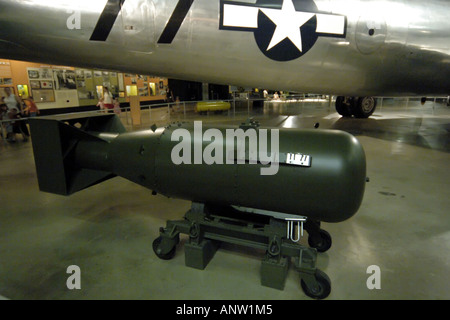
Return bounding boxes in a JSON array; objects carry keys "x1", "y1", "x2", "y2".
[{"x1": 0, "y1": 0, "x2": 449, "y2": 96}]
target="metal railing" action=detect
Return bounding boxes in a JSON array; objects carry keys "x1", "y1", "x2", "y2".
[
  {"x1": 2, "y1": 95, "x2": 448, "y2": 143},
  {"x1": 0, "y1": 98, "x2": 266, "y2": 143},
  {"x1": 115, "y1": 98, "x2": 272, "y2": 128}
]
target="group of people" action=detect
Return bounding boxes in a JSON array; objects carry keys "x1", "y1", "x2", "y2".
[
  {"x1": 1, "y1": 85, "x2": 128, "y2": 143},
  {"x1": 1, "y1": 87, "x2": 39, "y2": 143}
]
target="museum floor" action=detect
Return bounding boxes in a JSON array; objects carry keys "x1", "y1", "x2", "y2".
[{"x1": 0, "y1": 98, "x2": 449, "y2": 300}]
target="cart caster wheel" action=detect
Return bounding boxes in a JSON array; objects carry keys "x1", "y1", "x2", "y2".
[
  {"x1": 153, "y1": 236, "x2": 176, "y2": 260},
  {"x1": 301, "y1": 269, "x2": 331, "y2": 300},
  {"x1": 308, "y1": 229, "x2": 332, "y2": 253}
]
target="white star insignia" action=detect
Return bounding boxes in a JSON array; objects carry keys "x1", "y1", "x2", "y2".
[{"x1": 260, "y1": 0, "x2": 315, "y2": 52}]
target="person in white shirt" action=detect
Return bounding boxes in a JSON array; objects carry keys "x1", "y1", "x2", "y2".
[
  {"x1": 3, "y1": 87, "x2": 27, "y2": 142},
  {"x1": 3, "y1": 87, "x2": 21, "y2": 113},
  {"x1": 103, "y1": 87, "x2": 113, "y2": 110}
]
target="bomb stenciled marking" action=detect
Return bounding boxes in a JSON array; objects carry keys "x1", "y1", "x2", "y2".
[{"x1": 170, "y1": 121, "x2": 280, "y2": 176}]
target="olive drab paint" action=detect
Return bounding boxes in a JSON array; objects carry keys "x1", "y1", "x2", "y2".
[
  {"x1": 29, "y1": 114, "x2": 367, "y2": 223},
  {"x1": 170, "y1": 121, "x2": 280, "y2": 176}
]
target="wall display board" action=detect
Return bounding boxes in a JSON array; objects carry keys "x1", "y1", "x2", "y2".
[
  {"x1": 27, "y1": 68, "x2": 53, "y2": 80},
  {"x1": 76, "y1": 69, "x2": 96, "y2": 101},
  {"x1": 27, "y1": 67, "x2": 56, "y2": 103},
  {"x1": 53, "y1": 69, "x2": 77, "y2": 90},
  {"x1": 33, "y1": 89, "x2": 55, "y2": 102},
  {"x1": 17, "y1": 84, "x2": 29, "y2": 98},
  {"x1": 123, "y1": 73, "x2": 164, "y2": 98},
  {"x1": 3, "y1": 61, "x2": 168, "y2": 109}
]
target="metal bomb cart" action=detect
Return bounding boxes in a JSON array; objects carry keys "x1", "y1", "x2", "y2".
[{"x1": 154, "y1": 203, "x2": 332, "y2": 299}]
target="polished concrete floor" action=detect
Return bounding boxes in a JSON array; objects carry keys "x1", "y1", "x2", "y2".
[{"x1": 0, "y1": 98, "x2": 449, "y2": 300}]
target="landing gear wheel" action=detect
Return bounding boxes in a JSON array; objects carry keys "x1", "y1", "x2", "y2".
[
  {"x1": 301, "y1": 269, "x2": 331, "y2": 300},
  {"x1": 308, "y1": 229, "x2": 332, "y2": 253},
  {"x1": 152, "y1": 236, "x2": 176, "y2": 260},
  {"x1": 353, "y1": 97, "x2": 377, "y2": 118},
  {"x1": 335, "y1": 96, "x2": 352, "y2": 117}
]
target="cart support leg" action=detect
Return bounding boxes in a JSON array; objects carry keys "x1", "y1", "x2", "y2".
[
  {"x1": 185, "y1": 239, "x2": 219, "y2": 270},
  {"x1": 261, "y1": 254, "x2": 290, "y2": 290}
]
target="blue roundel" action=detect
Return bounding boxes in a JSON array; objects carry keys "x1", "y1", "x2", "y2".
[{"x1": 254, "y1": 0, "x2": 319, "y2": 61}]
